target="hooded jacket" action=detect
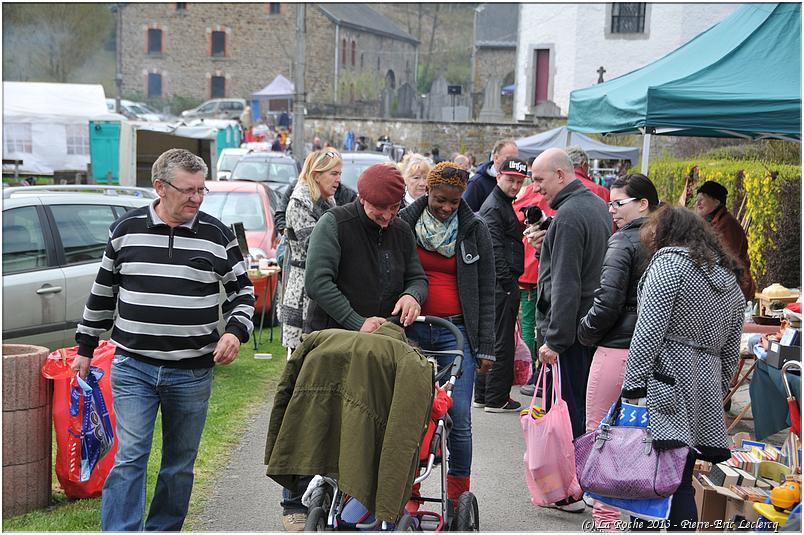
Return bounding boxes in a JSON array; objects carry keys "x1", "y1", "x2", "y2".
[
  {"x1": 398, "y1": 196, "x2": 497, "y2": 361},
  {"x1": 621, "y1": 247, "x2": 745, "y2": 462},
  {"x1": 577, "y1": 218, "x2": 647, "y2": 348},
  {"x1": 264, "y1": 323, "x2": 433, "y2": 522}
]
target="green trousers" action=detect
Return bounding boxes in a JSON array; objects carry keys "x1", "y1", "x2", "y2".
[{"x1": 519, "y1": 287, "x2": 537, "y2": 376}]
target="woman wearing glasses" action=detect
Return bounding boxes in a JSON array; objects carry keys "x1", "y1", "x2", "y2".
[
  {"x1": 398, "y1": 161, "x2": 495, "y2": 503},
  {"x1": 576, "y1": 173, "x2": 660, "y2": 531},
  {"x1": 281, "y1": 150, "x2": 342, "y2": 352}
]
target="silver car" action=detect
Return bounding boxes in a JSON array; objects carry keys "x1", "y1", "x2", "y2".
[
  {"x1": 181, "y1": 98, "x2": 246, "y2": 120},
  {"x1": 2, "y1": 186, "x2": 154, "y2": 349}
]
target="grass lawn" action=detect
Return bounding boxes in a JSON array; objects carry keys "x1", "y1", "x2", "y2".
[{"x1": 3, "y1": 328, "x2": 286, "y2": 532}]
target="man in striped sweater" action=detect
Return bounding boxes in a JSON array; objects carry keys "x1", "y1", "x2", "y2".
[{"x1": 73, "y1": 148, "x2": 255, "y2": 531}]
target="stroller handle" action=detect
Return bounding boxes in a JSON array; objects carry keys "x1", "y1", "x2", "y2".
[{"x1": 385, "y1": 315, "x2": 465, "y2": 354}]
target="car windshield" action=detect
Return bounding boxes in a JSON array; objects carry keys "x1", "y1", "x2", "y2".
[
  {"x1": 201, "y1": 192, "x2": 266, "y2": 231},
  {"x1": 230, "y1": 160, "x2": 296, "y2": 183},
  {"x1": 219, "y1": 154, "x2": 244, "y2": 173},
  {"x1": 341, "y1": 160, "x2": 387, "y2": 191}
]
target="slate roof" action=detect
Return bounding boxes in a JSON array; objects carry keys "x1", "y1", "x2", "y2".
[
  {"x1": 474, "y1": 3, "x2": 518, "y2": 48},
  {"x1": 317, "y1": 4, "x2": 419, "y2": 45}
]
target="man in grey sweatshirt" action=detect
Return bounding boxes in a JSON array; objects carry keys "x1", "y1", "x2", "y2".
[{"x1": 526, "y1": 148, "x2": 611, "y2": 512}]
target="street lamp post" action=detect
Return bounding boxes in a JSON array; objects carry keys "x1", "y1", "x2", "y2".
[{"x1": 112, "y1": 3, "x2": 123, "y2": 114}]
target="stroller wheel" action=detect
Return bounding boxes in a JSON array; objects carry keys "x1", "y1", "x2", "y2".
[
  {"x1": 304, "y1": 506, "x2": 327, "y2": 532},
  {"x1": 454, "y1": 492, "x2": 479, "y2": 531},
  {"x1": 395, "y1": 514, "x2": 418, "y2": 531}
]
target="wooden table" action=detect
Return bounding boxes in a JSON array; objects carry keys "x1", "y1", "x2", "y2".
[{"x1": 248, "y1": 268, "x2": 280, "y2": 349}]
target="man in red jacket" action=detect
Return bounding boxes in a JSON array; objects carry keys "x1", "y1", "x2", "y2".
[{"x1": 566, "y1": 146, "x2": 610, "y2": 203}]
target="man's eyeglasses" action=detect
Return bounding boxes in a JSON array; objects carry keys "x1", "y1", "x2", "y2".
[
  {"x1": 608, "y1": 197, "x2": 637, "y2": 209},
  {"x1": 442, "y1": 166, "x2": 469, "y2": 181},
  {"x1": 161, "y1": 180, "x2": 209, "y2": 197}
]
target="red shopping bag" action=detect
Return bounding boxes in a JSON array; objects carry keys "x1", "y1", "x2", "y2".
[
  {"x1": 41, "y1": 341, "x2": 118, "y2": 499},
  {"x1": 513, "y1": 321, "x2": 532, "y2": 386},
  {"x1": 520, "y1": 360, "x2": 582, "y2": 506}
]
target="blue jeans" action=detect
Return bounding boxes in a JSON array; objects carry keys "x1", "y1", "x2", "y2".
[
  {"x1": 406, "y1": 321, "x2": 476, "y2": 477},
  {"x1": 101, "y1": 355, "x2": 213, "y2": 531}
]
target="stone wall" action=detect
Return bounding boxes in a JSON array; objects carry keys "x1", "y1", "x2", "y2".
[
  {"x1": 120, "y1": 4, "x2": 417, "y2": 106},
  {"x1": 304, "y1": 116, "x2": 564, "y2": 159}
]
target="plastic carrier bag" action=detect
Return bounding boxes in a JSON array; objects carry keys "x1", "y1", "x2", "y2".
[
  {"x1": 513, "y1": 321, "x2": 533, "y2": 386},
  {"x1": 41, "y1": 341, "x2": 118, "y2": 499},
  {"x1": 521, "y1": 360, "x2": 582, "y2": 505}
]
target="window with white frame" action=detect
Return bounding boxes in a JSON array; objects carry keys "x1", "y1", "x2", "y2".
[
  {"x1": 3, "y1": 123, "x2": 33, "y2": 154},
  {"x1": 65, "y1": 124, "x2": 90, "y2": 155}
]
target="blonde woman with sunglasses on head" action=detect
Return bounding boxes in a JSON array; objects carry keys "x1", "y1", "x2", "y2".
[{"x1": 281, "y1": 149, "x2": 342, "y2": 352}]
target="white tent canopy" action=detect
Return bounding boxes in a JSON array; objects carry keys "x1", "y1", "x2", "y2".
[
  {"x1": 252, "y1": 74, "x2": 294, "y2": 98},
  {"x1": 515, "y1": 126, "x2": 640, "y2": 164},
  {"x1": 3, "y1": 81, "x2": 108, "y2": 175}
]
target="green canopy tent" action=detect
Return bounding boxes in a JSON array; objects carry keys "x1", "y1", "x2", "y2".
[{"x1": 567, "y1": 3, "x2": 801, "y2": 172}]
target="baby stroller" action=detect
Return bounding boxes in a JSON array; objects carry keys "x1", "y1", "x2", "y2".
[{"x1": 304, "y1": 315, "x2": 480, "y2": 532}]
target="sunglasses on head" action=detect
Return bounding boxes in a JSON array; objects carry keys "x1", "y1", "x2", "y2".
[{"x1": 442, "y1": 167, "x2": 469, "y2": 181}]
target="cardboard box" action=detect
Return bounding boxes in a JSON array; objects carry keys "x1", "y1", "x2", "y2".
[
  {"x1": 724, "y1": 495, "x2": 761, "y2": 528},
  {"x1": 693, "y1": 474, "x2": 728, "y2": 531}
]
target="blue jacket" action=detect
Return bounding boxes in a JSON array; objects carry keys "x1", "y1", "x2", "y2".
[{"x1": 462, "y1": 160, "x2": 495, "y2": 211}]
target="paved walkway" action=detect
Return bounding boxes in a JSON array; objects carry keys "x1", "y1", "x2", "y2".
[{"x1": 193, "y1": 375, "x2": 759, "y2": 532}]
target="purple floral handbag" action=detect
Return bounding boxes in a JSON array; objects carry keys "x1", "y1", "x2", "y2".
[{"x1": 574, "y1": 402, "x2": 690, "y2": 499}]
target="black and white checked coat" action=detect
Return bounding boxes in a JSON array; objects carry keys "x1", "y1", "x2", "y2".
[{"x1": 621, "y1": 247, "x2": 745, "y2": 462}]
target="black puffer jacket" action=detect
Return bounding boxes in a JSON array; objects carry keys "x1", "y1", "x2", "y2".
[{"x1": 577, "y1": 218, "x2": 647, "y2": 349}]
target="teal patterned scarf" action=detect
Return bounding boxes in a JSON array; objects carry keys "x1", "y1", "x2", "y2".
[{"x1": 415, "y1": 207, "x2": 459, "y2": 258}]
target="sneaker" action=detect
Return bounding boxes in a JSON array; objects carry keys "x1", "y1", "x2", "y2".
[
  {"x1": 472, "y1": 400, "x2": 486, "y2": 408},
  {"x1": 484, "y1": 398, "x2": 522, "y2": 413},
  {"x1": 541, "y1": 497, "x2": 586, "y2": 514},
  {"x1": 282, "y1": 513, "x2": 307, "y2": 532},
  {"x1": 519, "y1": 384, "x2": 536, "y2": 396},
  {"x1": 582, "y1": 494, "x2": 595, "y2": 507}
]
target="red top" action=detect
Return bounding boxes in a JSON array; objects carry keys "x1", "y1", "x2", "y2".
[
  {"x1": 512, "y1": 184, "x2": 554, "y2": 285},
  {"x1": 417, "y1": 247, "x2": 462, "y2": 317},
  {"x1": 575, "y1": 168, "x2": 611, "y2": 203}
]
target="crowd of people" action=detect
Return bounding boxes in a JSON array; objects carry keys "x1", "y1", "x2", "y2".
[{"x1": 71, "y1": 136, "x2": 755, "y2": 531}]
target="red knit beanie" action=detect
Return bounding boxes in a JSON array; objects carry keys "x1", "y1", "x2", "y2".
[{"x1": 357, "y1": 163, "x2": 406, "y2": 206}]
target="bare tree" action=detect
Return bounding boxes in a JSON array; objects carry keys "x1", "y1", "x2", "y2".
[
  {"x1": 3, "y1": 4, "x2": 113, "y2": 83},
  {"x1": 421, "y1": 4, "x2": 440, "y2": 85}
]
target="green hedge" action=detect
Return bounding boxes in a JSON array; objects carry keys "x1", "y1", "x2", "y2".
[{"x1": 647, "y1": 158, "x2": 801, "y2": 290}]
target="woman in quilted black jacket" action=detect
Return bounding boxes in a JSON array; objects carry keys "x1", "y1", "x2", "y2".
[{"x1": 577, "y1": 173, "x2": 659, "y2": 531}]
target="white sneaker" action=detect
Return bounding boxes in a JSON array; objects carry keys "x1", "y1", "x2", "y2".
[{"x1": 282, "y1": 513, "x2": 307, "y2": 532}]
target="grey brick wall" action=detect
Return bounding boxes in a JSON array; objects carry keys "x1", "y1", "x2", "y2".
[{"x1": 121, "y1": 4, "x2": 417, "y2": 106}]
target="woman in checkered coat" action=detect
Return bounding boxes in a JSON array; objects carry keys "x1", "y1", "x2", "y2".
[{"x1": 621, "y1": 205, "x2": 745, "y2": 530}]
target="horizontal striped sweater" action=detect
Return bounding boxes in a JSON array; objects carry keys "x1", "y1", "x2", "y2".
[{"x1": 76, "y1": 202, "x2": 255, "y2": 368}]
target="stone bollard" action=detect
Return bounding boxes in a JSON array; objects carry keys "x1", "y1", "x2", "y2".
[{"x1": 2, "y1": 344, "x2": 52, "y2": 517}]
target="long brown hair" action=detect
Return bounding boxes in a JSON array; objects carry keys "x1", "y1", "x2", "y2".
[{"x1": 641, "y1": 205, "x2": 745, "y2": 282}]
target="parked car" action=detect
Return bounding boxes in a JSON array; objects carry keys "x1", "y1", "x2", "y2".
[
  {"x1": 215, "y1": 147, "x2": 252, "y2": 180},
  {"x1": 201, "y1": 180, "x2": 279, "y2": 315},
  {"x1": 339, "y1": 152, "x2": 394, "y2": 191},
  {"x1": 2, "y1": 186, "x2": 155, "y2": 349},
  {"x1": 105, "y1": 99, "x2": 172, "y2": 121},
  {"x1": 229, "y1": 152, "x2": 299, "y2": 196},
  {"x1": 181, "y1": 98, "x2": 246, "y2": 120}
]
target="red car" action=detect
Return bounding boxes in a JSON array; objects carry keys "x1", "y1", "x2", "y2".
[{"x1": 202, "y1": 180, "x2": 279, "y2": 315}]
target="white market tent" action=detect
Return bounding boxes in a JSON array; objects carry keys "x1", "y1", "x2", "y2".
[
  {"x1": 515, "y1": 126, "x2": 640, "y2": 164},
  {"x1": 3, "y1": 82, "x2": 109, "y2": 175},
  {"x1": 250, "y1": 74, "x2": 294, "y2": 117}
]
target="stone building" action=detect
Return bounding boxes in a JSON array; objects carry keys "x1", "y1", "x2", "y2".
[
  {"x1": 471, "y1": 3, "x2": 518, "y2": 120},
  {"x1": 120, "y1": 3, "x2": 418, "y2": 108},
  {"x1": 514, "y1": 3, "x2": 741, "y2": 120}
]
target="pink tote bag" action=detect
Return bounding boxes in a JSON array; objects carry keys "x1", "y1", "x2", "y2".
[{"x1": 520, "y1": 359, "x2": 582, "y2": 506}]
